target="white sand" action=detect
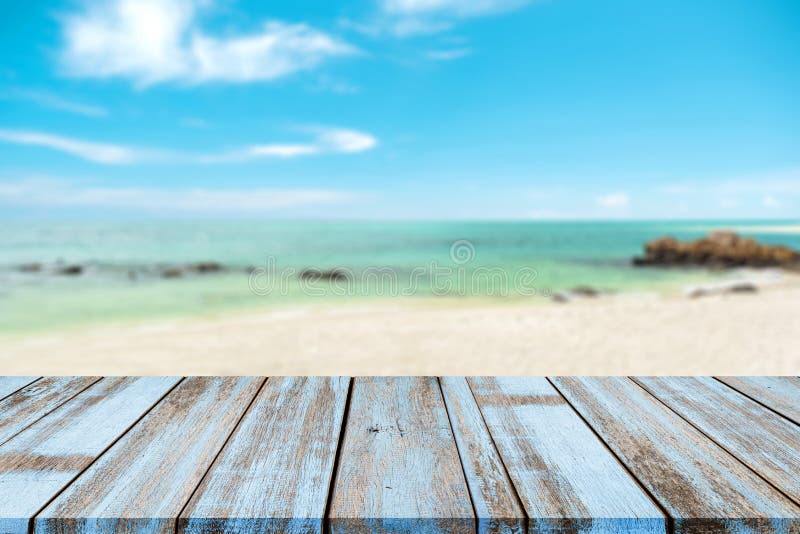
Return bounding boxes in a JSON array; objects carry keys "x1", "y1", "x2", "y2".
[{"x1": 2, "y1": 277, "x2": 799, "y2": 375}]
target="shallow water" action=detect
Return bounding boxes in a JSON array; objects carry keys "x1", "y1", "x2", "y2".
[{"x1": 1, "y1": 220, "x2": 797, "y2": 332}]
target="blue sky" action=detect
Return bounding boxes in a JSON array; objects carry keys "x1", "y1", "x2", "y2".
[{"x1": 0, "y1": 0, "x2": 798, "y2": 219}]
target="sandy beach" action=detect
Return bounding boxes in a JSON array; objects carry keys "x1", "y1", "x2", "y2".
[{"x1": 2, "y1": 275, "x2": 798, "y2": 375}]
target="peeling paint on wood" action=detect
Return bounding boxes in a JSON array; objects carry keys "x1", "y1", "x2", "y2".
[
  {"x1": 0, "y1": 377, "x2": 180, "y2": 534},
  {"x1": 329, "y1": 377, "x2": 475, "y2": 534},
  {"x1": 551, "y1": 377, "x2": 800, "y2": 534},
  {"x1": 36, "y1": 377, "x2": 263, "y2": 534},
  {"x1": 0, "y1": 376, "x2": 100, "y2": 446},
  {"x1": 470, "y1": 377, "x2": 666, "y2": 534},
  {"x1": 0, "y1": 375, "x2": 795, "y2": 532},
  {"x1": 440, "y1": 376, "x2": 526, "y2": 534},
  {"x1": 717, "y1": 376, "x2": 800, "y2": 426},
  {"x1": 0, "y1": 377, "x2": 38, "y2": 402},
  {"x1": 635, "y1": 376, "x2": 800, "y2": 506},
  {"x1": 179, "y1": 376, "x2": 349, "y2": 534}
]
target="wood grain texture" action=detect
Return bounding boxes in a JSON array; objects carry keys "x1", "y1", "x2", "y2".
[
  {"x1": 329, "y1": 376, "x2": 474, "y2": 534},
  {"x1": 551, "y1": 376, "x2": 800, "y2": 534},
  {"x1": 716, "y1": 376, "x2": 800, "y2": 425},
  {"x1": 179, "y1": 376, "x2": 349, "y2": 534},
  {"x1": 0, "y1": 376, "x2": 100, "y2": 446},
  {"x1": 440, "y1": 377, "x2": 525, "y2": 534},
  {"x1": 0, "y1": 377, "x2": 38, "y2": 401},
  {"x1": 469, "y1": 377, "x2": 666, "y2": 534},
  {"x1": 635, "y1": 376, "x2": 800, "y2": 505},
  {"x1": 0, "y1": 377, "x2": 180, "y2": 534},
  {"x1": 36, "y1": 377, "x2": 263, "y2": 534}
]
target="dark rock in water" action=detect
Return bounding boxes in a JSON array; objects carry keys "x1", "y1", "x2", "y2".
[
  {"x1": 188, "y1": 262, "x2": 223, "y2": 274},
  {"x1": 298, "y1": 268, "x2": 350, "y2": 281},
  {"x1": 161, "y1": 267, "x2": 183, "y2": 278},
  {"x1": 18, "y1": 263, "x2": 43, "y2": 273},
  {"x1": 633, "y1": 230, "x2": 800, "y2": 269},
  {"x1": 726, "y1": 282, "x2": 758, "y2": 294},
  {"x1": 57, "y1": 265, "x2": 83, "y2": 276},
  {"x1": 570, "y1": 285, "x2": 600, "y2": 297},
  {"x1": 686, "y1": 281, "x2": 759, "y2": 299}
]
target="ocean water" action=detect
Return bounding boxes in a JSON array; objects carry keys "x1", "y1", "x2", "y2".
[{"x1": 1, "y1": 220, "x2": 798, "y2": 333}]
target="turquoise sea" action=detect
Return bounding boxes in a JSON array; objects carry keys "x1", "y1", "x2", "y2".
[{"x1": 1, "y1": 220, "x2": 798, "y2": 333}]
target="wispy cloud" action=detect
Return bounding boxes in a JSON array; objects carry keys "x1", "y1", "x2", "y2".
[
  {"x1": 383, "y1": 0, "x2": 530, "y2": 17},
  {"x1": 0, "y1": 179, "x2": 359, "y2": 213},
  {"x1": 595, "y1": 192, "x2": 630, "y2": 209},
  {"x1": 0, "y1": 129, "x2": 141, "y2": 164},
  {"x1": 1, "y1": 89, "x2": 108, "y2": 117},
  {"x1": 60, "y1": 0, "x2": 358, "y2": 87},
  {"x1": 0, "y1": 127, "x2": 377, "y2": 164},
  {"x1": 348, "y1": 0, "x2": 531, "y2": 37},
  {"x1": 424, "y1": 47, "x2": 472, "y2": 61}
]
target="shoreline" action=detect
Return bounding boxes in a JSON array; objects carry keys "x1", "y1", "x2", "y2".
[{"x1": 2, "y1": 272, "x2": 799, "y2": 375}]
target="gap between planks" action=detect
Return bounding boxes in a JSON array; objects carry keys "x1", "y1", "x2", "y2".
[{"x1": 28, "y1": 378, "x2": 186, "y2": 534}]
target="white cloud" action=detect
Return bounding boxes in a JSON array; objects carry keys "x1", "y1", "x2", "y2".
[
  {"x1": 199, "y1": 128, "x2": 378, "y2": 163},
  {"x1": 0, "y1": 127, "x2": 377, "y2": 165},
  {"x1": 763, "y1": 195, "x2": 781, "y2": 208},
  {"x1": 0, "y1": 89, "x2": 108, "y2": 117},
  {"x1": 316, "y1": 128, "x2": 378, "y2": 153},
  {"x1": 383, "y1": 0, "x2": 529, "y2": 17},
  {"x1": 343, "y1": 0, "x2": 530, "y2": 37},
  {"x1": 595, "y1": 192, "x2": 630, "y2": 209},
  {"x1": 425, "y1": 47, "x2": 472, "y2": 61},
  {"x1": 60, "y1": 0, "x2": 358, "y2": 87},
  {"x1": 0, "y1": 179, "x2": 359, "y2": 213},
  {"x1": 0, "y1": 129, "x2": 140, "y2": 164}
]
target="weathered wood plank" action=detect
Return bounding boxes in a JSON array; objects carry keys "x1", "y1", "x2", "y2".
[
  {"x1": 440, "y1": 377, "x2": 525, "y2": 534},
  {"x1": 551, "y1": 376, "x2": 800, "y2": 533},
  {"x1": 0, "y1": 376, "x2": 100, "y2": 446},
  {"x1": 0, "y1": 377, "x2": 180, "y2": 534},
  {"x1": 36, "y1": 377, "x2": 263, "y2": 534},
  {"x1": 635, "y1": 376, "x2": 800, "y2": 505},
  {"x1": 717, "y1": 376, "x2": 800, "y2": 425},
  {"x1": 469, "y1": 377, "x2": 666, "y2": 534},
  {"x1": 329, "y1": 376, "x2": 474, "y2": 534},
  {"x1": 179, "y1": 376, "x2": 349, "y2": 534},
  {"x1": 0, "y1": 377, "x2": 38, "y2": 401}
]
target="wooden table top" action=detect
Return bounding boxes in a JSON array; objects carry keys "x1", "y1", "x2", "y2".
[{"x1": 0, "y1": 376, "x2": 798, "y2": 533}]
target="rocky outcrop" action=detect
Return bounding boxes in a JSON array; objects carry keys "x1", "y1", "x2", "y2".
[
  {"x1": 187, "y1": 262, "x2": 223, "y2": 274},
  {"x1": 633, "y1": 231, "x2": 800, "y2": 269},
  {"x1": 57, "y1": 265, "x2": 83, "y2": 275},
  {"x1": 298, "y1": 268, "x2": 350, "y2": 281}
]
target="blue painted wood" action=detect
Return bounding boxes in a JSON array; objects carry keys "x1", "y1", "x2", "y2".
[
  {"x1": 0, "y1": 376, "x2": 100, "y2": 446},
  {"x1": 179, "y1": 376, "x2": 349, "y2": 534},
  {"x1": 0, "y1": 377, "x2": 180, "y2": 534},
  {"x1": 440, "y1": 377, "x2": 526, "y2": 534},
  {"x1": 35, "y1": 377, "x2": 263, "y2": 534},
  {"x1": 551, "y1": 377, "x2": 800, "y2": 534},
  {"x1": 636, "y1": 376, "x2": 800, "y2": 505},
  {"x1": 469, "y1": 377, "x2": 666, "y2": 534},
  {"x1": 0, "y1": 377, "x2": 38, "y2": 401},
  {"x1": 717, "y1": 376, "x2": 800, "y2": 425},
  {"x1": 328, "y1": 377, "x2": 474, "y2": 534}
]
